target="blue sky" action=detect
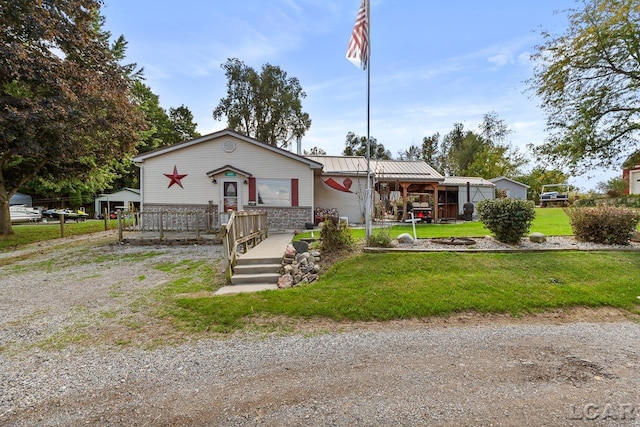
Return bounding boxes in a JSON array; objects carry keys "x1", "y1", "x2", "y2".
[{"x1": 101, "y1": 0, "x2": 615, "y2": 190}]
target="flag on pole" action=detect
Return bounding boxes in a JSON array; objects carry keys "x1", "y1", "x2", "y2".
[{"x1": 346, "y1": 0, "x2": 369, "y2": 70}]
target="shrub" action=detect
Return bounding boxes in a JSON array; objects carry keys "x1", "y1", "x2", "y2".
[
  {"x1": 476, "y1": 198, "x2": 536, "y2": 244},
  {"x1": 564, "y1": 206, "x2": 640, "y2": 245},
  {"x1": 367, "y1": 228, "x2": 392, "y2": 247},
  {"x1": 573, "y1": 197, "x2": 597, "y2": 207},
  {"x1": 320, "y1": 216, "x2": 353, "y2": 252}
]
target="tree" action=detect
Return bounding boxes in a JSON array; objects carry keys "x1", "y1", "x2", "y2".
[
  {"x1": 304, "y1": 147, "x2": 327, "y2": 156},
  {"x1": 169, "y1": 105, "x2": 200, "y2": 141},
  {"x1": 438, "y1": 113, "x2": 525, "y2": 178},
  {"x1": 0, "y1": 0, "x2": 144, "y2": 234},
  {"x1": 530, "y1": 0, "x2": 640, "y2": 174},
  {"x1": 342, "y1": 132, "x2": 392, "y2": 159},
  {"x1": 110, "y1": 82, "x2": 200, "y2": 189},
  {"x1": 397, "y1": 144, "x2": 422, "y2": 161},
  {"x1": 596, "y1": 176, "x2": 628, "y2": 197},
  {"x1": 213, "y1": 58, "x2": 311, "y2": 148}
]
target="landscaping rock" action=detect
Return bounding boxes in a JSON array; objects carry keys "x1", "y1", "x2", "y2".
[
  {"x1": 285, "y1": 244, "x2": 296, "y2": 258},
  {"x1": 529, "y1": 232, "x2": 547, "y2": 243},
  {"x1": 293, "y1": 240, "x2": 309, "y2": 254},
  {"x1": 277, "y1": 273, "x2": 294, "y2": 289},
  {"x1": 397, "y1": 233, "x2": 414, "y2": 244}
]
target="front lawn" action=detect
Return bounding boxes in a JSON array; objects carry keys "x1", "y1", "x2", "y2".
[
  {"x1": 295, "y1": 207, "x2": 574, "y2": 241},
  {"x1": 0, "y1": 220, "x2": 116, "y2": 250},
  {"x1": 170, "y1": 251, "x2": 640, "y2": 333}
]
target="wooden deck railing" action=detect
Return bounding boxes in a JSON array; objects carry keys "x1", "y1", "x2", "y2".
[
  {"x1": 118, "y1": 210, "x2": 219, "y2": 237},
  {"x1": 220, "y1": 211, "x2": 269, "y2": 285}
]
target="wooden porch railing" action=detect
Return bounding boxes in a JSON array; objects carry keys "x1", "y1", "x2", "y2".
[{"x1": 220, "y1": 211, "x2": 269, "y2": 285}]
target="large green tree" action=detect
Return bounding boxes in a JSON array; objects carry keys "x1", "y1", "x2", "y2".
[
  {"x1": 0, "y1": 0, "x2": 144, "y2": 234},
  {"x1": 213, "y1": 58, "x2": 311, "y2": 148},
  {"x1": 342, "y1": 132, "x2": 392, "y2": 160},
  {"x1": 438, "y1": 113, "x2": 525, "y2": 177},
  {"x1": 530, "y1": 0, "x2": 640, "y2": 173}
]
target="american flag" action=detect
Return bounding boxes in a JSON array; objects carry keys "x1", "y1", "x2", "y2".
[{"x1": 346, "y1": 0, "x2": 369, "y2": 70}]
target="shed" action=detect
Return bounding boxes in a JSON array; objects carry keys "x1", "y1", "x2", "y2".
[
  {"x1": 439, "y1": 177, "x2": 496, "y2": 219},
  {"x1": 489, "y1": 176, "x2": 529, "y2": 199},
  {"x1": 93, "y1": 188, "x2": 141, "y2": 217}
]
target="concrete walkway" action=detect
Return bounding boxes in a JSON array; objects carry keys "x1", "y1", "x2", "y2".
[{"x1": 214, "y1": 232, "x2": 293, "y2": 295}]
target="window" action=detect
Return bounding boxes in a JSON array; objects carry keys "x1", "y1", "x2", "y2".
[{"x1": 257, "y1": 179, "x2": 291, "y2": 206}]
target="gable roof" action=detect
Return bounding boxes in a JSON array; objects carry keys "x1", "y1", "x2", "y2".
[
  {"x1": 488, "y1": 176, "x2": 530, "y2": 189},
  {"x1": 306, "y1": 156, "x2": 444, "y2": 182},
  {"x1": 133, "y1": 128, "x2": 323, "y2": 170}
]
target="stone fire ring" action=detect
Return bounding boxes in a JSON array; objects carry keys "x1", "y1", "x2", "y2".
[{"x1": 430, "y1": 237, "x2": 477, "y2": 246}]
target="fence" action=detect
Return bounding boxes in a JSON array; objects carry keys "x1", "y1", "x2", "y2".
[{"x1": 220, "y1": 211, "x2": 269, "y2": 284}]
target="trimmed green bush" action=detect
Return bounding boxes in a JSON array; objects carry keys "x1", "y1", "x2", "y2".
[
  {"x1": 476, "y1": 198, "x2": 536, "y2": 244},
  {"x1": 564, "y1": 205, "x2": 640, "y2": 245},
  {"x1": 320, "y1": 216, "x2": 353, "y2": 252}
]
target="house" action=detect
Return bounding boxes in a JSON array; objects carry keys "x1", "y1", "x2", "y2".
[
  {"x1": 93, "y1": 188, "x2": 141, "y2": 217},
  {"x1": 307, "y1": 156, "x2": 445, "y2": 222},
  {"x1": 488, "y1": 176, "x2": 529, "y2": 199},
  {"x1": 133, "y1": 129, "x2": 497, "y2": 228},
  {"x1": 133, "y1": 129, "x2": 323, "y2": 229},
  {"x1": 623, "y1": 166, "x2": 640, "y2": 195}
]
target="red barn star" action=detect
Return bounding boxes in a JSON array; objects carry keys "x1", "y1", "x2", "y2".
[{"x1": 164, "y1": 165, "x2": 188, "y2": 188}]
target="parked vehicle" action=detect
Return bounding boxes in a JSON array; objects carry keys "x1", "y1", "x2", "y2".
[
  {"x1": 9, "y1": 205, "x2": 42, "y2": 223},
  {"x1": 540, "y1": 184, "x2": 573, "y2": 207},
  {"x1": 42, "y1": 208, "x2": 89, "y2": 222}
]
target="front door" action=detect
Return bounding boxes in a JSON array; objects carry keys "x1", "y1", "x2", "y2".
[{"x1": 221, "y1": 180, "x2": 241, "y2": 212}]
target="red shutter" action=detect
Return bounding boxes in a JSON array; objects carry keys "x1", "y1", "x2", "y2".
[
  {"x1": 291, "y1": 179, "x2": 299, "y2": 206},
  {"x1": 249, "y1": 177, "x2": 256, "y2": 202}
]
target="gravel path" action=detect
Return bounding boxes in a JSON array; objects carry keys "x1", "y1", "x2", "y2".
[{"x1": 1, "y1": 237, "x2": 640, "y2": 426}]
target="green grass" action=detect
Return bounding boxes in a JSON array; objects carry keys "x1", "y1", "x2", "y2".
[
  {"x1": 0, "y1": 220, "x2": 116, "y2": 250},
  {"x1": 168, "y1": 251, "x2": 640, "y2": 333},
  {"x1": 295, "y1": 207, "x2": 574, "y2": 241}
]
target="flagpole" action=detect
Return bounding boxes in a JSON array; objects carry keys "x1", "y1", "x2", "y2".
[{"x1": 365, "y1": 0, "x2": 372, "y2": 241}]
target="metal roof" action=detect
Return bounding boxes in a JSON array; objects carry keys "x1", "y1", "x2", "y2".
[
  {"x1": 441, "y1": 176, "x2": 496, "y2": 187},
  {"x1": 306, "y1": 156, "x2": 444, "y2": 182}
]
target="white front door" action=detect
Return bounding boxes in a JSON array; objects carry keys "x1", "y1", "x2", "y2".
[{"x1": 220, "y1": 180, "x2": 242, "y2": 213}]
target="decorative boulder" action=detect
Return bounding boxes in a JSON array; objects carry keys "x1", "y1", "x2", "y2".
[
  {"x1": 397, "y1": 233, "x2": 415, "y2": 244},
  {"x1": 293, "y1": 240, "x2": 309, "y2": 254},
  {"x1": 278, "y1": 273, "x2": 294, "y2": 289},
  {"x1": 529, "y1": 232, "x2": 547, "y2": 243}
]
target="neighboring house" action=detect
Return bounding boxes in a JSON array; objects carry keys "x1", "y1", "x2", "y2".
[
  {"x1": 133, "y1": 129, "x2": 323, "y2": 229},
  {"x1": 623, "y1": 166, "x2": 640, "y2": 195},
  {"x1": 440, "y1": 177, "x2": 496, "y2": 219},
  {"x1": 489, "y1": 176, "x2": 529, "y2": 200},
  {"x1": 93, "y1": 188, "x2": 141, "y2": 217},
  {"x1": 9, "y1": 192, "x2": 33, "y2": 207}
]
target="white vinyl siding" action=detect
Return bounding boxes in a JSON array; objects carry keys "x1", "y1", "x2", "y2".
[{"x1": 140, "y1": 136, "x2": 314, "y2": 207}]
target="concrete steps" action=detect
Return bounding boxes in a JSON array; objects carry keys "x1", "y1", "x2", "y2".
[{"x1": 214, "y1": 233, "x2": 292, "y2": 295}]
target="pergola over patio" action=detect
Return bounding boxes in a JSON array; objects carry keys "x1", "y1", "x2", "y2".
[{"x1": 371, "y1": 159, "x2": 444, "y2": 222}]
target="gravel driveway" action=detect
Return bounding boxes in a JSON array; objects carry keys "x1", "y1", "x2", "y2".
[{"x1": 1, "y1": 235, "x2": 639, "y2": 426}]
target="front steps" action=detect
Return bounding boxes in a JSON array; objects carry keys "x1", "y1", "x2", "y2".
[{"x1": 214, "y1": 233, "x2": 292, "y2": 295}]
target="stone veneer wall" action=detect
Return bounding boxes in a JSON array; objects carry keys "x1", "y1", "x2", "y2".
[{"x1": 245, "y1": 206, "x2": 312, "y2": 230}]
